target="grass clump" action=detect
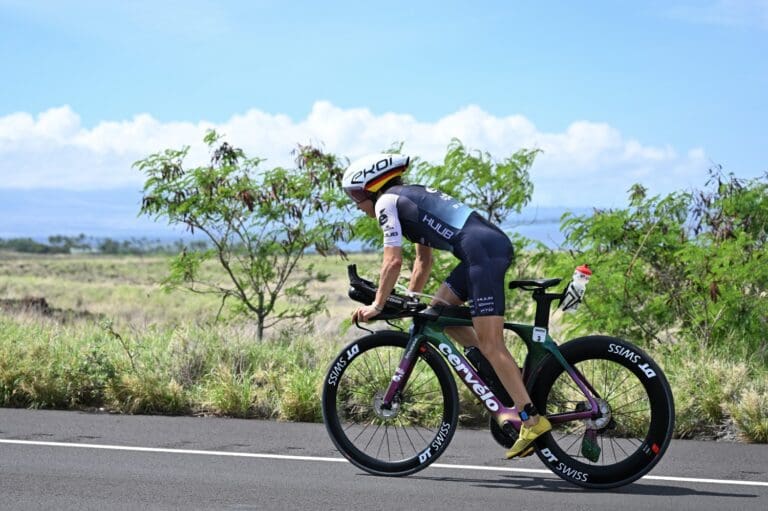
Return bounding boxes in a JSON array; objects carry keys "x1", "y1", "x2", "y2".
[
  {"x1": 0, "y1": 316, "x2": 116, "y2": 409},
  {"x1": 3, "y1": 309, "x2": 768, "y2": 443},
  {"x1": 107, "y1": 373, "x2": 190, "y2": 415},
  {"x1": 728, "y1": 383, "x2": 768, "y2": 443},
  {"x1": 667, "y1": 353, "x2": 749, "y2": 439},
  {"x1": 0, "y1": 312, "x2": 341, "y2": 419},
  {"x1": 197, "y1": 364, "x2": 265, "y2": 418},
  {"x1": 278, "y1": 368, "x2": 324, "y2": 422}
]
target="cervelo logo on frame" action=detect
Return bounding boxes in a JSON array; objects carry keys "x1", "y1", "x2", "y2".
[{"x1": 438, "y1": 343, "x2": 500, "y2": 411}]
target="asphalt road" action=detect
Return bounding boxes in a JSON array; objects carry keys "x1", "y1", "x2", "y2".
[{"x1": 1, "y1": 408, "x2": 766, "y2": 510}]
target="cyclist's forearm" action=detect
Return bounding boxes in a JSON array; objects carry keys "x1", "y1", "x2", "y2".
[
  {"x1": 409, "y1": 245, "x2": 433, "y2": 293},
  {"x1": 375, "y1": 247, "x2": 403, "y2": 307}
]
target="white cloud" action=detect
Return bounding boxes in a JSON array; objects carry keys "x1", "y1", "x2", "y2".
[
  {"x1": 0, "y1": 102, "x2": 710, "y2": 207},
  {"x1": 665, "y1": 0, "x2": 768, "y2": 30}
]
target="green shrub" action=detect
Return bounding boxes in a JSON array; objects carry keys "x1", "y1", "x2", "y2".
[
  {"x1": 545, "y1": 170, "x2": 768, "y2": 362},
  {"x1": 457, "y1": 383, "x2": 488, "y2": 427}
]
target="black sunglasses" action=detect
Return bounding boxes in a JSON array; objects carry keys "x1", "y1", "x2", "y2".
[{"x1": 345, "y1": 188, "x2": 371, "y2": 204}]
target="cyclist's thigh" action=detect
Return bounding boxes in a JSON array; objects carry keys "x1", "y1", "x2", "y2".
[
  {"x1": 453, "y1": 215, "x2": 514, "y2": 316},
  {"x1": 443, "y1": 260, "x2": 469, "y2": 303},
  {"x1": 464, "y1": 241, "x2": 513, "y2": 316},
  {"x1": 466, "y1": 254, "x2": 510, "y2": 316}
]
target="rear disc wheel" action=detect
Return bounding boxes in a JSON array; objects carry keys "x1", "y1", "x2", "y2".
[{"x1": 529, "y1": 336, "x2": 675, "y2": 489}]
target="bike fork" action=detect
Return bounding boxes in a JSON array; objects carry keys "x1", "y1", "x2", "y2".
[{"x1": 380, "y1": 327, "x2": 425, "y2": 407}]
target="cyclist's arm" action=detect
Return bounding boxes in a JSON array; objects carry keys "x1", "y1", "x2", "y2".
[
  {"x1": 409, "y1": 243, "x2": 433, "y2": 293},
  {"x1": 374, "y1": 245, "x2": 403, "y2": 309},
  {"x1": 366, "y1": 192, "x2": 406, "y2": 310}
]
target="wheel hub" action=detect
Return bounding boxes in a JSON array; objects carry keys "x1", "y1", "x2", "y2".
[
  {"x1": 582, "y1": 399, "x2": 612, "y2": 430},
  {"x1": 373, "y1": 391, "x2": 401, "y2": 419}
]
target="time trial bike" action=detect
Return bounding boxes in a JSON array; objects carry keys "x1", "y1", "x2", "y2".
[{"x1": 321, "y1": 265, "x2": 675, "y2": 489}]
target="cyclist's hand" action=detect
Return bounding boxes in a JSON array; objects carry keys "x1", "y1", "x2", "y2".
[{"x1": 352, "y1": 304, "x2": 380, "y2": 322}]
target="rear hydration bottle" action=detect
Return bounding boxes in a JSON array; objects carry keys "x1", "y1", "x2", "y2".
[{"x1": 560, "y1": 264, "x2": 592, "y2": 312}]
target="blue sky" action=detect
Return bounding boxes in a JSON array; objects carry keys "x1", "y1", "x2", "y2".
[{"x1": 1, "y1": 0, "x2": 766, "y2": 236}]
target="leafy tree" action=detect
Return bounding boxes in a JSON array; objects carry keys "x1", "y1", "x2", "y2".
[
  {"x1": 549, "y1": 167, "x2": 768, "y2": 360},
  {"x1": 417, "y1": 138, "x2": 538, "y2": 225},
  {"x1": 0, "y1": 237, "x2": 72, "y2": 254},
  {"x1": 683, "y1": 168, "x2": 768, "y2": 355},
  {"x1": 48, "y1": 234, "x2": 91, "y2": 252},
  {"x1": 552, "y1": 185, "x2": 691, "y2": 344},
  {"x1": 135, "y1": 131, "x2": 351, "y2": 340}
]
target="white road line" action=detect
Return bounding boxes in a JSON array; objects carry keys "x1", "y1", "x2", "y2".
[
  {"x1": 1, "y1": 439, "x2": 766, "y2": 488},
  {"x1": 0, "y1": 439, "x2": 346, "y2": 463}
]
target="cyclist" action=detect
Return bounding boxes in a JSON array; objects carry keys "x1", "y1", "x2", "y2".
[{"x1": 342, "y1": 153, "x2": 551, "y2": 458}]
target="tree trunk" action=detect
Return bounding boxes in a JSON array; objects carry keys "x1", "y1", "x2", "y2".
[{"x1": 257, "y1": 317, "x2": 264, "y2": 342}]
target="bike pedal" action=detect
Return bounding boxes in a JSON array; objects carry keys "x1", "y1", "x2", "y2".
[
  {"x1": 507, "y1": 446, "x2": 535, "y2": 459},
  {"x1": 518, "y1": 446, "x2": 535, "y2": 458}
]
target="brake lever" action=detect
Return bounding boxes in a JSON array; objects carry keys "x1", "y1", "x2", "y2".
[{"x1": 353, "y1": 318, "x2": 375, "y2": 334}]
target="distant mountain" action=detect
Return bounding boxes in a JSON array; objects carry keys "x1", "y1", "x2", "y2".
[{"x1": 0, "y1": 188, "x2": 590, "y2": 247}]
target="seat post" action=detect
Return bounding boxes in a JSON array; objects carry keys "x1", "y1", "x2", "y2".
[{"x1": 532, "y1": 288, "x2": 564, "y2": 329}]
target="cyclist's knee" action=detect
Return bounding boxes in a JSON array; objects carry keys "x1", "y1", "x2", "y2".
[
  {"x1": 431, "y1": 283, "x2": 463, "y2": 306},
  {"x1": 445, "y1": 326, "x2": 478, "y2": 347},
  {"x1": 473, "y1": 335, "x2": 507, "y2": 354}
]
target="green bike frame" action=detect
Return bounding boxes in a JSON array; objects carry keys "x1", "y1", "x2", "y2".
[{"x1": 380, "y1": 287, "x2": 601, "y2": 433}]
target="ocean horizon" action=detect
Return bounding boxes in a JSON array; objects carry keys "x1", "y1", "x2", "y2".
[{"x1": 1, "y1": 188, "x2": 591, "y2": 249}]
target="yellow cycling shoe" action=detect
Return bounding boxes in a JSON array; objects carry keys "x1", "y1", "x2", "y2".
[{"x1": 505, "y1": 416, "x2": 551, "y2": 459}]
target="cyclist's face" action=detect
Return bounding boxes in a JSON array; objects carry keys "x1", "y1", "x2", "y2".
[{"x1": 355, "y1": 198, "x2": 375, "y2": 218}]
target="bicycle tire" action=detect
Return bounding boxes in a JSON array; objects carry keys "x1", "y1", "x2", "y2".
[
  {"x1": 322, "y1": 331, "x2": 459, "y2": 476},
  {"x1": 528, "y1": 335, "x2": 675, "y2": 489}
]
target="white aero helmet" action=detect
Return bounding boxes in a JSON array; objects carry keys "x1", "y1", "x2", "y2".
[{"x1": 342, "y1": 153, "x2": 410, "y2": 203}]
